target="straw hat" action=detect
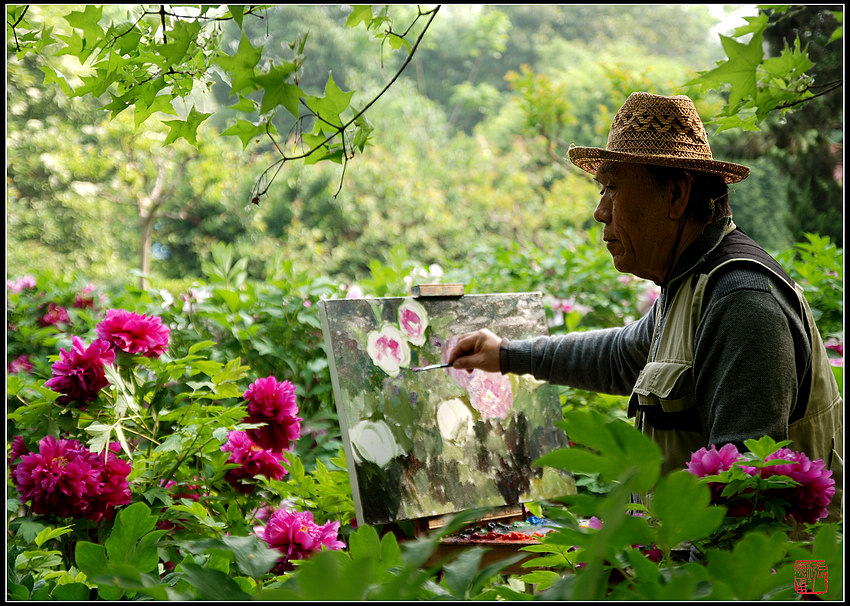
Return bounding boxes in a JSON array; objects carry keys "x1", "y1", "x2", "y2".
[{"x1": 568, "y1": 92, "x2": 749, "y2": 183}]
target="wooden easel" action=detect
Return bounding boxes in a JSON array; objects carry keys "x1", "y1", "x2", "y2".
[{"x1": 413, "y1": 504, "x2": 547, "y2": 575}]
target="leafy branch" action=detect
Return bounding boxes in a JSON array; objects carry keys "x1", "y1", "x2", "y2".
[
  {"x1": 6, "y1": 4, "x2": 442, "y2": 203},
  {"x1": 686, "y1": 5, "x2": 843, "y2": 132},
  {"x1": 249, "y1": 5, "x2": 442, "y2": 201}
]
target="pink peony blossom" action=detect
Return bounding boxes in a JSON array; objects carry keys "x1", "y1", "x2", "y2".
[
  {"x1": 7, "y1": 354, "x2": 33, "y2": 374},
  {"x1": 243, "y1": 377, "x2": 302, "y2": 452},
  {"x1": 221, "y1": 430, "x2": 288, "y2": 494},
  {"x1": 44, "y1": 336, "x2": 116, "y2": 406},
  {"x1": 823, "y1": 338, "x2": 843, "y2": 357},
  {"x1": 257, "y1": 507, "x2": 345, "y2": 572},
  {"x1": 13, "y1": 436, "x2": 132, "y2": 521},
  {"x1": 686, "y1": 443, "x2": 742, "y2": 477},
  {"x1": 7, "y1": 275, "x2": 36, "y2": 293},
  {"x1": 38, "y1": 303, "x2": 71, "y2": 327},
  {"x1": 96, "y1": 309, "x2": 170, "y2": 358}
]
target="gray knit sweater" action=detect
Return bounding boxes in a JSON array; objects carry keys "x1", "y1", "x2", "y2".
[{"x1": 502, "y1": 217, "x2": 811, "y2": 449}]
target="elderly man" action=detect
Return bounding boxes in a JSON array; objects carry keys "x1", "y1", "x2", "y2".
[{"x1": 448, "y1": 92, "x2": 842, "y2": 521}]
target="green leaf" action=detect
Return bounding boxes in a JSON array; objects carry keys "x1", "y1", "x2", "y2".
[
  {"x1": 104, "y1": 502, "x2": 158, "y2": 564},
  {"x1": 214, "y1": 34, "x2": 263, "y2": 95},
  {"x1": 705, "y1": 532, "x2": 789, "y2": 600},
  {"x1": 304, "y1": 72, "x2": 354, "y2": 127},
  {"x1": 64, "y1": 5, "x2": 104, "y2": 40},
  {"x1": 34, "y1": 525, "x2": 74, "y2": 548},
  {"x1": 177, "y1": 562, "x2": 253, "y2": 600},
  {"x1": 162, "y1": 107, "x2": 213, "y2": 147},
  {"x1": 347, "y1": 523, "x2": 381, "y2": 562},
  {"x1": 689, "y1": 30, "x2": 764, "y2": 108},
  {"x1": 345, "y1": 6, "x2": 374, "y2": 28},
  {"x1": 649, "y1": 470, "x2": 725, "y2": 548},
  {"x1": 222, "y1": 119, "x2": 266, "y2": 150},
  {"x1": 228, "y1": 5, "x2": 245, "y2": 29},
  {"x1": 133, "y1": 94, "x2": 178, "y2": 128},
  {"x1": 254, "y1": 63, "x2": 301, "y2": 116},
  {"x1": 75, "y1": 541, "x2": 108, "y2": 578},
  {"x1": 51, "y1": 582, "x2": 92, "y2": 601}
]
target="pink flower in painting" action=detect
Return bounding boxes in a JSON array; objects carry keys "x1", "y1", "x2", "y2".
[
  {"x1": 38, "y1": 303, "x2": 71, "y2": 327},
  {"x1": 13, "y1": 436, "x2": 132, "y2": 521},
  {"x1": 367, "y1": 325, "x2": 411, "y2": 377},
  {"x1": 221, "y1": 430, "x2": 288, "y2": 494},
  {"x1": 257, "y1": 507, "x2": 345, "y2": 572},
  {"x1": 44, "y1": 336, "x2": 116, "y2": 406},
  {"x1": 243, "y1": 377, "x2": 302, "y2": 452},
  {"x1": 686, "y1": 443, "x2": 741, "y2": 478},
  {"x1": 7, "y1": 354, "x2": 33, "y2": 374},
  {"x1": 467, "y1": 371, "x2": 514, "y2": 420},
  {"x1": 398, "y1": 299, "x2": 428, "y2": 346},
  {"x1": 96, "y1": 309, "x2": 170, "y2": 358}
]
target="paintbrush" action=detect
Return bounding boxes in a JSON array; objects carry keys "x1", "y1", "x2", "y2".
[{"x1": 410, "y1": 362, "x2": 453, "y2": 372}]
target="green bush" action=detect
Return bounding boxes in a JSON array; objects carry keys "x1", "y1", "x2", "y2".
[{"x1": 6, "y1": 232, "x2": 842, "y2": 600}]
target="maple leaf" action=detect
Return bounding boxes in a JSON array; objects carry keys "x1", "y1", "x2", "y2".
[
  {"x1": 214, "y1": 34, "x2": 263, "y2": 96},
  {"x1": 163, "y1": 107, "x2": 213, "y2": 146}
]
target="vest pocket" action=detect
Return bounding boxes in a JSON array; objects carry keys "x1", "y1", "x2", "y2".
[{"x1": 630, "y1": 361, "x2": 697, "y2": 413}]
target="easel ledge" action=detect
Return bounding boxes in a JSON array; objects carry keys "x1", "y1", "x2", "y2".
[{"x1": 413, "y1": 505, "x2": 545, "y2": 576}]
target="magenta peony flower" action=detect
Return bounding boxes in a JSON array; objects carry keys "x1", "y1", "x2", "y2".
[
  {"x1": 686, "y1": 443, "x2": 835, "y2": 524},
  {"x1": 257, "y1": 507, "x2": 345, "y2": 571},
  {"x1": 96, "y1": 309, "x2": 170, "y2": 358},
  {"x1": 686, "y1": 443, "x2": 742, "y2": 478},
  {"x1": 7, "y1": 354, "x2": 33, "y2": 374},
  {"x1": 760, "y1": 448, "x2": 835, "y2": 524},
  {"x1": 44, "y1": 336, "x2": 116, "y2": 406},
  {"x1": 12, "y1": 436, "x2": 132, "y2": 521},
  {"x1": 38, "y1": 303, "x2": 71, "y2": 327},
  {"x1": 8, "y1": 436, "x2": 30, "y2": 474},
  {"x1": 243, "y1": 377, "x2": 302, "y2": 452},
  {"x1": 221, "y1": 430, "x2": 288, "y2": 494}
]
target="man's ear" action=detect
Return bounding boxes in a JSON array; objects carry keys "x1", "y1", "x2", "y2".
[{"x1": 667, "y1": 174, "x2": 692, "y2": 220}]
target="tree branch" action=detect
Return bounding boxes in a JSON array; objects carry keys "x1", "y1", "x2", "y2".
[{"x1": 250, "y1": 5, "x2": 442, "y2": 202}]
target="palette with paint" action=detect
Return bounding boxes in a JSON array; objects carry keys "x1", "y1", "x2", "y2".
[{"x1": 319, "y1": 291, "x2": 576, "y2": 526}]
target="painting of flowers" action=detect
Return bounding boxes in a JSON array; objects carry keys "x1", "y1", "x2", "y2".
[{"x1": 320, "y1": 292, "x2": 575, "y2": 525}]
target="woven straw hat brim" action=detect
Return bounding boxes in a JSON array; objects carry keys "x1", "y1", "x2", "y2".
[{"x1": 568, "y1": 146, "x2": 750, "y2": 184}]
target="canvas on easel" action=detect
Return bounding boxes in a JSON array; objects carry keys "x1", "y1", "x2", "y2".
[{"x1": 319, "y1": 291, "x2": 576, "y2": 527}]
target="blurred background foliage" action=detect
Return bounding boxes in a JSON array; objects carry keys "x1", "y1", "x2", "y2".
[{"x1": 7, "y1": 4, "x2": 842, "y2": 307}]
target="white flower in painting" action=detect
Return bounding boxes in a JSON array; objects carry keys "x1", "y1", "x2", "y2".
[
  {"x1": 367, "y1": 324, "x2": 411, "y2": 377},
  {"x1": 398, "y1": 298, "x2": 429, "y2": 346},
  {"x1": 350, "y1": 419, "x2": 403, "y2": 468},
  {"x1": 437, "y1": 398, "x2": 473, "y2": 443}
]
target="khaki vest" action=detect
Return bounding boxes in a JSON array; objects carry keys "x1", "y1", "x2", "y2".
[{"x1": 629, "y1": 228, "x2": 843, "y2": 522}]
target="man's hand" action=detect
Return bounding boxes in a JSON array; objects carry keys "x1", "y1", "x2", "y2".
[{"x1": 447, "y1": 328, "x2": 503, "y2": 373}]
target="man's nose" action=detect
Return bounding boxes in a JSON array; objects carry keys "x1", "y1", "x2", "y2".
[{"x1": 593, "y1": 198, "x2": 611, "y2": 224}]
